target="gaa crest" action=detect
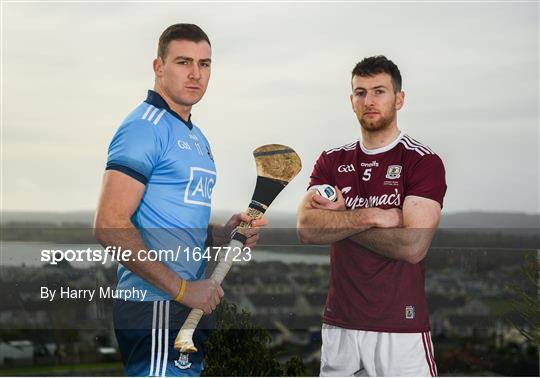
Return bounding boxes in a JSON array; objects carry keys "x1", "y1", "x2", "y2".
[
  {"x1": 405, "y1": 305, "x2": 415, "y2": 320},
  {"x1": 174, "y1": 352, "x2": 192, "y2": 370},
  {"x1": 385, "y1": 165, "x2": 402, "y2": 180}
]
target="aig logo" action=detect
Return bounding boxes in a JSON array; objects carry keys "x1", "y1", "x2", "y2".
[
  {"x1": 184, "y1": 167, "x2": 216, "y2": 207},
  {"x1": 338, "y1": 164, "x2": 355, "y2": 173}
]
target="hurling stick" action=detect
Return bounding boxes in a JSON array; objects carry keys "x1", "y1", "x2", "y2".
[{"x1": 174, "y1": 144, "x2": 302, "y2": 353}]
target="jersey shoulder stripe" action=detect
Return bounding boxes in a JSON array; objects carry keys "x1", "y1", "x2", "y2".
[
  {"x1": 152, "y1": 109, "x2": 167, "y2": 125},
  {"x1": 400, "y1": 139, "x2": 427, "y2": 156},
  {"x1": 141, "y1": 104, "x2": 167, "y2": 126},
  {"x1": 401, "y1": 137, "x2": 430, "y2": 156},
  {"x1": 141, "y1": 104, "x2": 154, "y2": 120},
  {"x1": 400, "y1": 135, "x2": 435, "y2": 157},
  {"x1": 402, "y1": 134, "x2": 435, "y2": 154},
  {"x1": 325, "y1": 140, "x2": 358, "y2": 155}
]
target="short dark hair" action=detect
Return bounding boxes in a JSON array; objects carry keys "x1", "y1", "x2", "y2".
[
  {"x1": 351, "y1": 55, "x2": 402, "y2": 92},
  {"x1": 157, "y1": 23, "x2": 211, "y2": 60}
]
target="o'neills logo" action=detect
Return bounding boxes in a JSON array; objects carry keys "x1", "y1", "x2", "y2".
[
  {"x1": 341, "y1": 187, "x2": 401, "y2": 209},
  {"x1": 360, "y1": 161, "x2": 379, "y2": 168}
]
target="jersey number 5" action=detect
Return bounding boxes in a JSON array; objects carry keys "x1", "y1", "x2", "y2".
[{"x1": 362, "y1": 168, "x2": 372, "y2": 181}]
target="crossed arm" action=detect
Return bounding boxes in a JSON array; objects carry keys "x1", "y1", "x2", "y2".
[{"x1": 297, "y1": 188, "x2": 441, "y2": 264}]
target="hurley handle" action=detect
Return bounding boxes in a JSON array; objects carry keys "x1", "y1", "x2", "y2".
[{"x1": 174, "y1": 205, "x2": 265, "y2": 352}]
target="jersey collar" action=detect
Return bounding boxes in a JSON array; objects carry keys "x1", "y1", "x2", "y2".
[
  {"x1": 144, "y1": 90, "x2": 193, "y2": 130},
  {"x1": 360, "y1": 131, "x2": 404, "y2": 155}
]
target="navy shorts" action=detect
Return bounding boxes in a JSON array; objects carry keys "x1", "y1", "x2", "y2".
[{"x1": 113, "y1": 299, "x2": 214, "y2": 377}]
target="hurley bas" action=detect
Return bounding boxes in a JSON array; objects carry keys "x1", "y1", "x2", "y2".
[{"x1": 41, "y1": 286, "x2": 147, "y2": 302}]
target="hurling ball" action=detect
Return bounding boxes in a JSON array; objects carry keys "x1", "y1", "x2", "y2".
[{"x1": 316, "y1": 184, "x2": 337, "y2": 202}]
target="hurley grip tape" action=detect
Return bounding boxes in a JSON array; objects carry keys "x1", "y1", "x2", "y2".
[{"x1": 231, "y1": 204, "x2": 265, "y2": 243}]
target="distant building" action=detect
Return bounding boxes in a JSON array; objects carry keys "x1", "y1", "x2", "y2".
[
  {"x1": 0, "y1": 340, "x2": 33, "y2": 367},
  {"x1": 444, "y1": 314, "x2": 495, "y2": 338}
]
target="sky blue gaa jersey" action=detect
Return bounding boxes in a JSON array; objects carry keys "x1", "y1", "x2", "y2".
[{"x1": 106, "y1": 90, "x2": 216, "y2": 301}]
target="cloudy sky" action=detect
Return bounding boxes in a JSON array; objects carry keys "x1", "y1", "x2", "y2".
[{"x1": 2, "y1": 1, "x2": 538, "y2": 216}]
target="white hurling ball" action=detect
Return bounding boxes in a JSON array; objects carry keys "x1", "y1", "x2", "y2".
[{"x1": 316, "y1": 184, "x2": 337, "y2": 202}]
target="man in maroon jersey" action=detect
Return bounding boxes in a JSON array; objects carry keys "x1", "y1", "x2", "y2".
[{"x1": 297, "y1": 56, "x2": 446, "y2": 376}]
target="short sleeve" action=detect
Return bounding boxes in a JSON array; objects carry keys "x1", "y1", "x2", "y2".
[
  {"x1": 106, "y1": 121, "x2": 161, "y2": 184},
  {"x1": 405, "y1": 154, "x2": 447, "y2": 208},
  {"x1": 308, "y1": 152, "x2": 333, "y2": 191}
]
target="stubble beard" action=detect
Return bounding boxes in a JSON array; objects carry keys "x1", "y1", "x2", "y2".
[
  {"x1": 160, "y1": 78, "x2": 206, "y2": 108},
  {"x1": 169, "y1": 86, "x2": 205, "y2": 108},
  {"x1": 360, "y1": 112, "x2": 395, "y2": 133},
  {"x1": 174, "y1": 94, "x2": 202, "y2": 107}
]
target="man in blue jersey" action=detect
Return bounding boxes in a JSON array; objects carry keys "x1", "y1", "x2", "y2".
[{"x1": 94, "y1": 24, "x2": 266, "y2": 376}]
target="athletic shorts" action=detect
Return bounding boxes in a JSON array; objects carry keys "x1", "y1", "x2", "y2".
[
  {"x1": 320, "y1": 324, "x2": 437, "y2": 377},
  {"x1": 113, "y1": 299, "x2": 214, "y2": 377}
]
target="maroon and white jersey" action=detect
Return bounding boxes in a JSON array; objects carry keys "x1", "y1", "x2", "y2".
[{"x1": 309, "y1": 132, "x2": 446, "y2": 333}]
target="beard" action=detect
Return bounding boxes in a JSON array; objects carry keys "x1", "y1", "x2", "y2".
[{"x1": 359, "y1": 111, "x2": 396, "y2": 132}]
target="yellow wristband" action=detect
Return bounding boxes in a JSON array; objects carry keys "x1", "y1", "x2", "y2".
[{"x1": 174, "y1": 279, "x2": 187, "y2": 302}]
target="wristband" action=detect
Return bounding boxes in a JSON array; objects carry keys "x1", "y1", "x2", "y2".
[{"x1": 174, "y1": 279, "x2": 187, "y2": 302}]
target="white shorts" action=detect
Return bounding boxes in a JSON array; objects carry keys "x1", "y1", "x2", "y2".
[{"x1": 320, "y1": 324, "x2": 437, "y2": 377}]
